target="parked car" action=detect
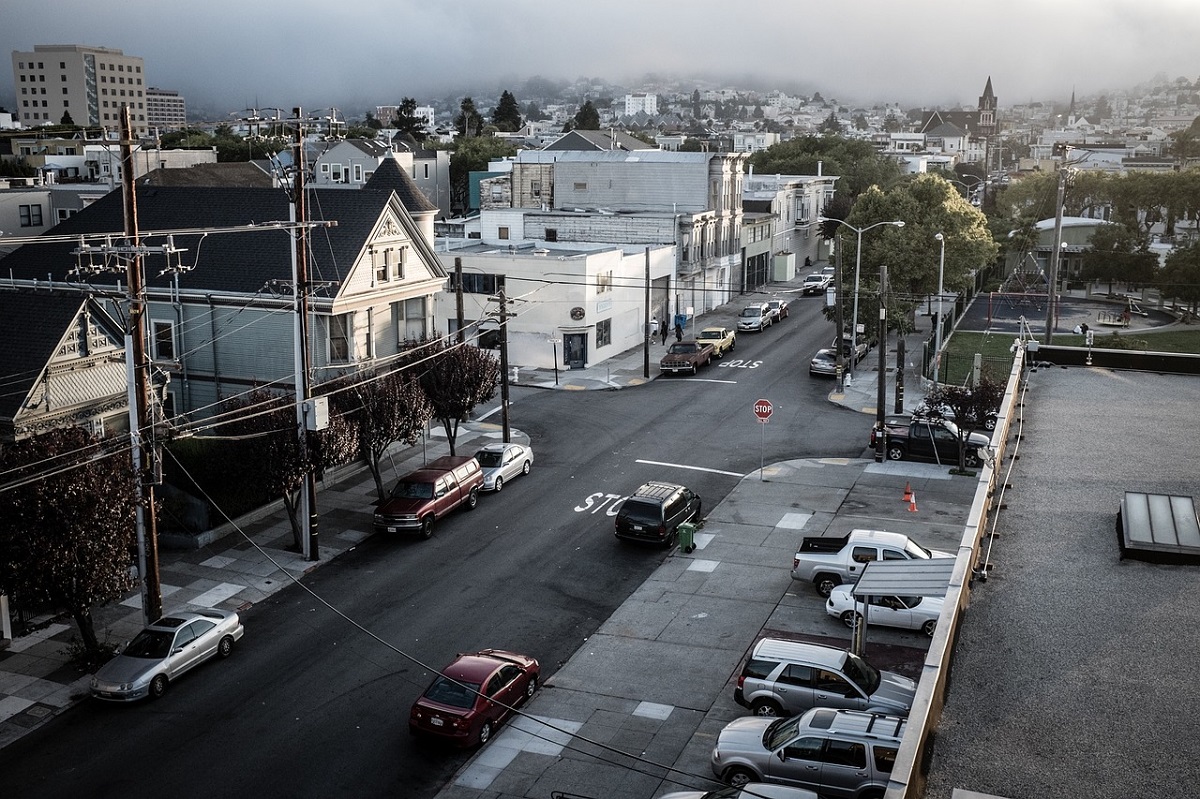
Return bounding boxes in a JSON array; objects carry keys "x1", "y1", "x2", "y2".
[
  {"x1": 790, "y1": 528, "x2": 953, "y2": 598},
  {"x1": 90, "y1": 609, "x2": 245, "y2": 701},
  {"x1": 766, "y1": 298, "x2": 791, "y2": 321},
  {"x1": 660, "y1": 785, "x2": 818, "y2": 799},
  {"x1": 614, "y1": 481, "x2": 702, "y2": 546},
  {"x1": 660, "y1": 339, "x2": 716, "y2": 375},
  {"x1": 912, "y1": 400, "x2": 1000, "y2": 432},
  {"x1": 827, "y1": 588, "x2": 945, "y2": 637},
  {"x1": 409, "y1": 649, "x2": 540, "y2": 747},
  {"x1": 834, "y1": 333, "x2": 869, "y2": 364},
  {"x1": 710, "y1": 708, "x2": 906, "y2": 795},
  {"x1": 373, "y1": 455, "x2": 483, "y2": 538},
  {"x1": 870, "y1": 415, "x2": 990, "y2": 467},
  {"x1": 737, "y1": 303, "x2": 773, "y2": 332},
  {"x1": 800, "y1": 274, "x2": 830, "y2": 296},
  {"x1": 697, "y1": 326, "x2": 737, "y2": 356},
  {"x1": 734, "y1": 637, "x2": 916, "y2": 718},
  {"x1": 809, "y1": 348, "x2": 838, "y2": 377},
  {"x1": 820, "y1": 266, "x2": 835, "y2": 278},
  {"x1": 473, "y1": 443, "x2": 533, "y2": 492}
]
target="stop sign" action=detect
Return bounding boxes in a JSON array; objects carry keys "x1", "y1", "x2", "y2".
[{"x1": 753, "y1": 398, "x2": 773, "y2": 422}]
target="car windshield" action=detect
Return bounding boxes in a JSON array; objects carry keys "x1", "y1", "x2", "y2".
[
  {"x1": 740, "y1": 306, "x2": 761, "y2": 317},
  {"x1": 905, "y1": 540, "x2": 934, "y2": 559},
  {"x1": 620, "y1": 499, "x2": 661, "y2": 526},
  {"x1": 668, "y1": 343, "x2": 693, "y2": 354},
  {"x1": 475, "y1": 451, "x2": 503, "y2": 468},
  {"x1": 698, "y1": 331, "x2": 720, "y2": 339},
  {"x1": 423, "y1": 676, "x2": 482, "y2": 708},
  {"x1": 764, "y1": 715, "x2": 804, "y2": 751},
  {"x1": 391, "y1": 481, "x2": 433, "y2": 499},
  {"x1": 123, "y1": 629, "x2": 173, "y2": 659},
  {"x1": 842, "y1": 651, "x2": 882, "y2": 694}
]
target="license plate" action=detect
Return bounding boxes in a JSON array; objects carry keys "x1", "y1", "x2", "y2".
[
  {"x1": 387, "y1": 527, "x2": 397, "y2": 533},
  {"x1": 430, "y1": 717, "x2": 444, "y2": 727},
  {"x1": 632, "y1": 525, "x2": 643, "y2": 532}
]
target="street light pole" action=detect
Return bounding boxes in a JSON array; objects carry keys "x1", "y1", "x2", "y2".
[{"x1": 933, "y1": 232, "x2": 946, "y2": 386}]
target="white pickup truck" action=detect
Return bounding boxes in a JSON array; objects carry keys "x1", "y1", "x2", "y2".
[{"x1": 790, "y1": 529, "x2": 953, "y2": 597}]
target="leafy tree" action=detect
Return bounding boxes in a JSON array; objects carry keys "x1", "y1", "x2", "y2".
[
  {"x1": 523, "y1": 101, "x2": 546, "y2": 121},
  {"x1": 753, "y1": 104, "x2": 765, "y2": 119},
  {"x1": 1093, "y1": 95, "x2": 1111, "y2": 121},
  {"x1": 454, "y1": 96, "x2": 484, "y2": 138},
  {"x1": 420, "y1": 340, "x2": 501, "y2": 455},
  {"x1": 327, "y1": 361, "x2": 433, "y2": 500},
  {"x1": 219, "y1": 389, "x2": 357, "y2": 550},
  {"x1": 363, "y1": 112, "x2": 382, "y2": 130},
  {"x1": 393, "y1": 98, "x2": 428, "y2": 140},
  {"x1": 748, "y1": 136, "x2": 904, "y2": 201},
  {"x1": 691, "y1": 89, "x2": 702, "y2": 119},
  {"x1": 0, "y1": 427, "x2": 139, "y2": 658},
  {"x1": 345, "y1": 123, "x2": 376, "y2": 139},
  {"x1": 565, "y1": 99, "x2": 601, "y2": 131},
  {"x1": 819, "y1": 111, "x2": 842, "y2": 134},
  {"x1": 853, "y1": 113, "x2": 869, "y2": 131},
  {"x1": 492, "y1": 90, "x2": 523, "y2": 132},
  {"x1": 1160, "y1": 241, "x2": 1200, "y2": 314},
  {"x1": 441, "y1": 136, "x2": 518, "y2": 213},
  {"x1": 920, "y1": 378, "x2": 1005, "y2": 472},
  {"x1": 678, "y1": 139, "x2": 705, "y2": 152},
  {"x1": 1080, "y1": 222, "x2": 1155, "y2": 294}
]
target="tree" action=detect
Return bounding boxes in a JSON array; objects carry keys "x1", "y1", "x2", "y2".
[
  {"x1": 441, "y1": 136, "x2": 517, "y2": 214},
  {"x1": 523, "y1": 101, "x2": 546, "y2": 121},
  {"x1": 921, "y1": 378, "x2": 1006, "y2": 472},
  {"x1": 492, "y1": 90, "x2": 523, "y2": 132},
  {"x1": 60, "y1": 110, "x2": 76, "y2": 127},
  {"x1": 220, "y1": 389, "x2": 357, "y2": 550},
  {"x1": 748, "y1": 136, "x2": 904, "y2": 201},
  {"x1": 567, "y1": 100, "x2": 600, "y2": 131},
  {"x1": 0, "y1": 427, "x2": 139, "y2": 658},
  {"x1": 691, "y1": 89, "x2": 702, "y2": 119},
  {"x1": 420, "y1": 340, "x2": 501, "y2": 455},
  {"x1": 454, "y1": 96, "x2": 484, "y2": 138},
  {"x1": 328, "y1": 361, "x2": 434, "y2": 500},
  {"x1": 393, "y1": 97, "x2": 428, "y2": 140},
  {"x1": 1160, "y1": 241, "x2": 1200, "y2": 314},
  {"x1": 1080, "y1": 222, "x2": 1155, "y2": 294}
]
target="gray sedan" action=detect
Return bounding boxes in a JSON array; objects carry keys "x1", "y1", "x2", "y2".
[
  {"x1": 474, "y1": 442, "x2": 534, "y2": 492},
  {"x1": 90, "y1": 608, "x2": 245, "y2": 701}
]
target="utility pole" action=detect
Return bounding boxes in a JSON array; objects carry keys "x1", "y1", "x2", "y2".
[
  {"x1": 874, "y1": 265, "x2": 889, "y2": 463},
  {"x1": 290, "y1": 107, "x2": 319, "y2": 562},
  {"x1": 643, "y1": 246, "x2": 651, "y2": 379},
  {"x1": 455, "y1": 257, "x2": 465, "y2": 344},
  {"x1": 498, "y1": 287, "x2": 511, "y2": 443},
  {"x1": 1043, "y1": 167, "x2": 1069, "y2": 345},
  {"x1": 119, "y1": 105, "x2": 163, "y2": 625},
  {"x1": 834, "y1": 234, "x2": 846, "y2": 393}
]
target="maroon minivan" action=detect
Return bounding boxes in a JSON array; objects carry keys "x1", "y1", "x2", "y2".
[{"x1": 373, "y1": 455, "x2": 483, "y2": 539}]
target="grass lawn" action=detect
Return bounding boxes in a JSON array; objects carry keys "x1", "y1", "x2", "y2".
[{"x1": 940, "y1": 326, "x2": 1200, "y2": 386}]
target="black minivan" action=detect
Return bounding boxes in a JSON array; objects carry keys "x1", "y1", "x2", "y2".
[{"x1": 614, "y1": 481, "x2": 702, "y2": 545}]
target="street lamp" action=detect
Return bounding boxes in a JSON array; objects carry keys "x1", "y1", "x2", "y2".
[
  {"x1": 820, "y1": 218, "x2": 905, "y2": 378},
  {"x1": 548, "y1": 337, "x2": 561, "y2": 386},
  {"x1": 933, "y1": 233, "x2": 946, "y2": 386}
]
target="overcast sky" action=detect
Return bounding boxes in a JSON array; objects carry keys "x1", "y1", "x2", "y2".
[{"x1": 5, "y1": 0, "x2": 1200, "y2": 118}]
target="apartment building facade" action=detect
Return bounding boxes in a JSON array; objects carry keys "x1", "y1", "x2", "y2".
[
  {"x1": 146, "y1": 87, "x2": 187, "y2": 131},
  {"x1": 10, "y1": 44, "x2": 149, "y2": 137}
]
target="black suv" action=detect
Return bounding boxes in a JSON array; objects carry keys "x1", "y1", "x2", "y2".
[{"x1": 614, "y1": 481, "x2": 702, "y2": 546}]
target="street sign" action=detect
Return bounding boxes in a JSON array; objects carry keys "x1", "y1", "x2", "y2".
[{"x1": 753, "y1": 398, "x2": 773, "y2": 422}]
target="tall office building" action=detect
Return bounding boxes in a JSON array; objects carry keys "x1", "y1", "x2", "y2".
[
  {"x1": 146, "y1": 87, "x2": 186, "y2": 132},
  {"x1": 11, "y1": 44, "x2": 149, "y2": 137}
]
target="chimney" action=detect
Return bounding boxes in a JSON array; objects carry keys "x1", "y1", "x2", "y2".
[{"x1": 817, "y1": 160, "x2": 823, "y2": 177}]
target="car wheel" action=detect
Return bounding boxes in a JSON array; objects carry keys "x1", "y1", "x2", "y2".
[
  {"x1": 984, "y1": 416, "x2": 997, "y2": 431},
  {"x1": 814, "y1": 573, "x2": 840, "y2": 598},
  {"x1": 751, "y1": 699, "x2": 782, "y2": 717},
  {"x1": 419, "y1": 516, "x2": 434, "y2": 539},
  {"x1": 922, "y1": 619, "x2": 938, "y2": 637},
  {"x1": 217, "y1": 635, "x2": 234, "y2": 658},
  {"x1": 691, "y1": 363, "x2": 698, "y2": 375},
  {"x1": 493, "y1": 477, "x2": 503, "y2": 492},
  {"x1": 466, "y1": 487, "x2": 479, "y2": 510},
  {"x1": 840, "y1": 610, "x2": 863, "y2": 629},
  {"x1": 729, "y1": 339, "x2": 735, "y2": 350},
  {"x1": 149, "y1": 674, "x2": 168, "y2": 700},
  {"x1": 886, "y1": 444, "x2": 906, "y2": 461},
  {"x1": 521, "y1": 460, "x2": 531, "y2": 476},
  {"x1": 724, "y1": 766, "x2": 756, "y2": 788},
  {"x1": 478, "y1": 721, "x2": 493, "y2": 746},
  {"x1": 965, "y1": 450, "x2": 982, "y2": 468},
  {"x1": 524, "y1": 675, "x2": 538, "y2": 701}
]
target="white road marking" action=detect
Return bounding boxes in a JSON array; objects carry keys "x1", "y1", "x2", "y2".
[
  {"x1": 635, "y1": 459, "x2": 745, "y2": 477},
  {"x1": 477, "y1": 405, "x2": 502, "y2": 420}
]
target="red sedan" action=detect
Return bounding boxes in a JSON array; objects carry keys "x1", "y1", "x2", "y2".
[{"x1": 409, "y1": 649, "x2": 540, "y2": 746}]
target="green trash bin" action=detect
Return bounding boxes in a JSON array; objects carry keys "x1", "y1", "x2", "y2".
[{"x1": 677, "y1": 522, "x2": 697, "y2": 553}]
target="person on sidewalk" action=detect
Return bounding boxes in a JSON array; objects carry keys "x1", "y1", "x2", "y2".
[
  {"x1": 674, "y1": 323, "x2": 683, "y2": 342},
  {"x1": 660, "y1": 323, "x2": 668, "y2": 346}
]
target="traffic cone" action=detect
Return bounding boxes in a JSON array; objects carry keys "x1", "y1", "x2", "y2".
[
  {"x1": 908, "y1": 492, "x2": 918, "y2": 512},
  {"x1": 902, "y1": 483, "x2": 912, "y2": 503}
]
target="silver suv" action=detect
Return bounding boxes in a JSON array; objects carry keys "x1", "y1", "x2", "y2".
[
  {"x1": 710, "y1": 707, "x2": 905, "y2": 797},
  {"x1": 733, "y1": 638, "x2": 915, "y2": 718}
]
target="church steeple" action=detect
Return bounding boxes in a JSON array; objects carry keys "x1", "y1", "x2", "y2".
[
  {"x1": 977, "y1": 76, "x2": 997, "y2": 137},
  {"x1": 1067, "y1": 87, "x2": 1077, "y2": 127}
]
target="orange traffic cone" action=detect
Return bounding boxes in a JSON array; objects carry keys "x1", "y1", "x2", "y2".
[
  {"x1": 907, "y1": 492, "x2": 918, "y2": 512},
  {"x1": 902, "y1": 483, "x2": 912, "y2": 503}
]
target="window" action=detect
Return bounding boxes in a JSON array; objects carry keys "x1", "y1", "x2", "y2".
[
  {"x1": 873, "y1": 745, "x2": 898, "y2": 773},
  {"x1": 396, "y1": 247, "x2": 406, "y2": 280},
  {"x1": 814, "y1": 669, "x2": 852, "y2": 693},
  {"x1": 573, "y1": 182, "x2": 587, "y2": 191},
  {"x1": 329, "y1": 313, "x2": 351, "y2": 362},
  {"x1": 596, "y1": 270, "x2": 612, "y2": 294},
  {"x1": 596, "y1": 319, "x2": 611, "y2": 348},
  {"x1": 490, "y1": 184, "x2": 502, "y2": 200},
  {"x1": 18, "y1": 204, "x2": 43, "y2": 227},
  {"x1": 782, "y1": 737, "x2": 824, "y2": 762},
  {"x1": 404, "y1": 297, "x2": 426, "y2": 340},
  {"x1": 450, "y1": 272, "x2": 502, "y2": 294},
  {"x1": 375, "y1": 249, "x2": 389, "y2": 283},
  {"x1": 823, "y1": 740, "x2": 866, "y2": 768},
  {"x1": 152, "y1": 320, "x2": 176, "y2": 360},
  {"x1": 353, "y1": 164, "x2": 362, "y2": 182},
  {"x1": 498, "y1": 226, "x2": 509, "y2": 240},
  {"x1": 779, "y1": 664, "x2": 813, "y2": 687},
  {"x1": 530, "y1": 180, "x2": 542, "y2": 198},
  {"x1": 545, "y1": 228, "x2": 557, "y2": 242}
]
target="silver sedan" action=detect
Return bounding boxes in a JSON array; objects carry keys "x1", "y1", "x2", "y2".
[
  {"x1": 473, "y1": 442, "x2": 534, "y2": 492},
  {"x1": 90, "y1": 608, "x2": 245, "y2": 701}
]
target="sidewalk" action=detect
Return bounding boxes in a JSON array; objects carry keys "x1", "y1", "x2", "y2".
[{"x1": 0, "y1": 270, "x2": 927, "y2": 752}]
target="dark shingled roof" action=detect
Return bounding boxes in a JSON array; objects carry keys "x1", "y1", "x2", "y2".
[
  {"x1": 0, "y1": 290, "x2": 88, "y2": 420},
  {"x1": 136, "y1": 162, "x2": 275, "y2": 188},
  {"x1": 0, "y1": 184, "x2": 408, "y2": 295},
  {"x1": 364, "y1": 156, "x2": 437, "y2": 214}
]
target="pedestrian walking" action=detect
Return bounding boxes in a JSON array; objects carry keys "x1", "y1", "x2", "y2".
[
  {"x1": 660, "y1": 323, "x2": 668, "y2": 345},
  {"x1": 674, "y1": 323, "x2": 683, "y2": 342}
]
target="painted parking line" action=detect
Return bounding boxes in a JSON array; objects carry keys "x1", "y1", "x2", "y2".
[
  {"x1": 634, "y1": 459, "x2": 745, "y2": 478},
  {"x1": 663, "y1": 377, "x2": 737, "y2": 383}
]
